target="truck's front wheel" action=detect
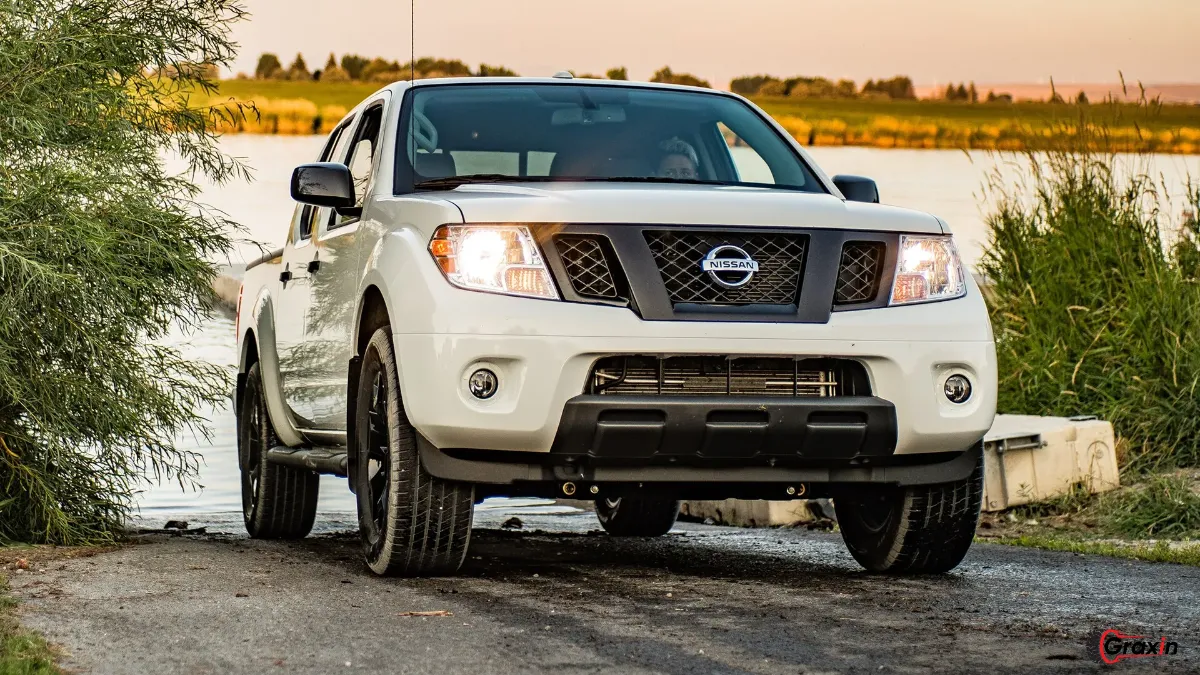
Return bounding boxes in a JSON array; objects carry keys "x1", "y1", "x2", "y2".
[
  {"x1": 835, "y1": 442, "x2": 983, "y2": 574},
  {"x1": 354, "y1": 327, "x2": 475, "y2": 576},
  {"x1": 238, "y1": 363, "x2": 319, "y2": 539}
]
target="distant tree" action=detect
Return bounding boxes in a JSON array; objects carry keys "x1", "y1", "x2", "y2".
[
  {"x1": 861, "y1": 76, "x2": 915, "y2": 100},
  {"x1": 1076, "y1": 90, "x2": 1089, "y2": 105},
  {"x1": 787, "y1": 77, "x2": 836, "y2": 98},
  {"x1": 986, "y1": 90, "x2": 1013, "y2": 103},
  {"x1": 649, "y1": 66, "x2": 710, "y2": 88},
  {"x1": 254, "y1": 52, "x2": 283, "y2": 79},
  {"x1": 955, "y1": 83, "x2": 968, "y2": 101},
  {"x1": 286, "y1": 53, "x2": 309, "y2": 80},
  {"x1": 1049, "y1": 91, "x2": 1066, "y2": 104},
  {"x1": 882, "y1": 76, "x2": 915, "y2": 100},
  {"x1": 968, "y1": 82, "x2": 978, "y2": 103},
  {"x1": 731, "y1": 74, "x2": 777, "y2": 96},
  {"x1": 834, "y1": 79, "x2": 857, "y2": 98},
  {"x1": 944, "y1": 83, "x2": 957, "y2": 100},
  {"x1": 340, "y1": 54, "x2": 369, "y2": 80},
  {"x1": 606, "y1": 66, "x2": 628, "y2": 80},
  {"x1": 319, "y1": 53, "x2": 349, "y2": 82},
  {"x1": 477, "y1": 63, "x2": 517, "y2": 77},
  {"x1": 361, "y1": 57, "x2": 399, "y2": 81},
  {"x1": 407, "y1": 57, "x2": 471, "y2": 78},
  {"x1": 757, "y1": 79, "x2": 787, "y2": 96}
]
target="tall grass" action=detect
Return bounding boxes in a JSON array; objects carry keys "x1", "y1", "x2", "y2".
[{"x1": 980, "y1": 147, "x2": 1200, "y2": 471}]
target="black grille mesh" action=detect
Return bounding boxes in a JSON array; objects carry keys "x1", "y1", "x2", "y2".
[
  {"x1": 835, "y1": 241, "x2": 885, "y2": 304},
  {"x1": 644, "y1": 231, "x2": 806, "y2": 305},
  {"x1": 555, "y1": 235, "x2": 619, "y2": 299},
  {"x1": 589, "y1": 355, "x2": 868, "y2": 397}
]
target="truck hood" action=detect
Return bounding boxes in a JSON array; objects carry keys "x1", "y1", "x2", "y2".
[{"x1": 436, "y1": 182, "x2": 945, "y2": 234}]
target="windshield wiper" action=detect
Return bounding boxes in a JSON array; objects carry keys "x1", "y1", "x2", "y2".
[
  {"x1": 415, "y1": 174, "x2": 562, "y2": 190},
  {"x1": 414, "y1": 174, "x2": 792, "y2": 191},
  {"x1": 573, "y1": 176, "x2": 744, "y2": 187}
]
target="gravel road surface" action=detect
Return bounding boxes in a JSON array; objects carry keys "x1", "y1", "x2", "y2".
[{"x1": 10, "y1": 505, "x2": 1199, "y2": 674}]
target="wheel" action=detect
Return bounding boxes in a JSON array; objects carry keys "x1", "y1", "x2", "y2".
[
  {"x1": 595, "y1": 496, "x2": 680, "y2": 537},
  {"x1": 835, "y1": 442, "x2": 984, "y2": 574},
  {"x1": 354, "y1": 327, "x2": 474, "y2": 576},
  {"x1": 238, "y1": 362, "x2": 319, "y2": 539}
]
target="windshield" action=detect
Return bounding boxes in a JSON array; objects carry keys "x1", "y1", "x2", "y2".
[{"x1": 398, "y1": 83, "x2": 825, "y2": 193}]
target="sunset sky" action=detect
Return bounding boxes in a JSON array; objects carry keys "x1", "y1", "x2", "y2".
[{"x1": 231, "y1": 0, "x2": 1199, "y2": 88}]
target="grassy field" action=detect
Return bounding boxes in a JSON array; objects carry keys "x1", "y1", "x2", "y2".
[{"x1": 202, "y1": 79, "x2": 1200, "y2": 153}]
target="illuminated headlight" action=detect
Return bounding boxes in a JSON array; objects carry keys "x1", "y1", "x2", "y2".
[
  {"x1": 889, "y1": 235, "x2": 967, "y2": 305},
  {"x1": 429, "y1": 225, "x2": 559, "y2": 300}
]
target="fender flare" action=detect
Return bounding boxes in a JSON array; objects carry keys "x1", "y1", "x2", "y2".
[{"x1": 248, "y1": 291, "x2": 305, "y2": 447}]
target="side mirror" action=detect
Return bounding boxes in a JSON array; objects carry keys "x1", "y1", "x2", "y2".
[
  {"x1": 290, "y1": 163, "x2": 355, "y2": 209},
  {"x1": 832, "y1": 175, "x2": 880, "y2": 204}
]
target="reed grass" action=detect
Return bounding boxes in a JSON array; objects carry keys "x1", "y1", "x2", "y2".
[{"x1": 980, "y1": 141, "x2": 1200, "y2": 471}]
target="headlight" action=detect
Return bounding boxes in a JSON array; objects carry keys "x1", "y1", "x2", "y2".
[
  {"x1": 889, "y1": 235, "x2": 966, "y2": 305},
  {"x1": 429, "y1": 225, "x2": 559, "y2": 300}
]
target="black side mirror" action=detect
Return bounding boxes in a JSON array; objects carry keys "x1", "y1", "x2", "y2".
[
  {"x1": 290, "y1": 162, "x2": 355, "y2": 209},
  {"x1": 832, "y1": 175, "x2": 880, "y2": 204}
]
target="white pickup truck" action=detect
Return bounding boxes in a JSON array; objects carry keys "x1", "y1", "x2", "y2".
[{"x1": 235, "y1": 76, "x2": 996, "y2": 577}]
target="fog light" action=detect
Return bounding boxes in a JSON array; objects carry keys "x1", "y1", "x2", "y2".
[
  {"x1": 944, "y1": 374, "x2": 972, "y2": 404},
  {"x1": 468, "y1": 369, "x2": 498, "y2": 399}
]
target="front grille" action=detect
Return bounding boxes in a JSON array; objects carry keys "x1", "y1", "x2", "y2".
[
  {"x1": 555, "y1": 235, "x2": 620, "y2": 299},
  {"x1": 588, "y1": 355, "x2": 869, "y2": 397},
  {"x1": 835, "y1": 241, "x2": 885, "y2": 304},
  {"x1": 644, "y1": 231, "x2": 806, "y2": 305}
]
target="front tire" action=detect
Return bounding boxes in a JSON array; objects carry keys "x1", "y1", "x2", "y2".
[
  {"x1": 835, "y1": 442, "x2": 984, "y2": 574},
  {"x1": 595, "y1": 497, "x2": 680, "y2": 537},
  {"x1": 354, "y1": 327, "x2": 474, "y2": 576},
  {"x1": 238, "y1": 363, "x2": 319, "y2": 539}
]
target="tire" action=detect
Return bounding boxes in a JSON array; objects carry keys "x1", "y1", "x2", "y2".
[
  {"x1": 595, "y1": 497, "x2": 680, "y2": 537},
  {"x1": 238, "y1": 363, "x2": 319, "y2": 539},
  {"x1": 354, "y1": 327, "x2": 474, "y2": 576},
  {"x1": 835, "y1": 442, "x2": 984, "y2": 574}
]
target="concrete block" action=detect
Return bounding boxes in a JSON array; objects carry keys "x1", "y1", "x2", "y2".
[
  {"x1": 982, "y1": 415, "x2": 1119, "y2": 511},
  {"x1": 679, "y1": 498, "x2": 818, "y2": 527}
]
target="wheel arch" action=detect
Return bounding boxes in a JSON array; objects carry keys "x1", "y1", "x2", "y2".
[
  {"x1": 347, "y1": 284, "x2": 394, "y2": 492},
  {"x1": 235, "y1": 328, "x2": 260, "y2": 418}
]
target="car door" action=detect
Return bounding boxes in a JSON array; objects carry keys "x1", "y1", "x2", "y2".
[
  {"x1": 304, "y1": 98, "x2": 387, "y2": 430},
  {"x1": 275, "y1": 119, "x2": 356, "y2": 426}
]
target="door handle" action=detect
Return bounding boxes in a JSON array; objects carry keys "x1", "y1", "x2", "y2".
[{"x1": 307, "y1": 259, "x2": 321, "y2": 274}]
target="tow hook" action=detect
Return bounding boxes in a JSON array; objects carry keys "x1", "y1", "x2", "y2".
[{"x1": 561, "y1": 482, "x2": 577, "y2": 497}]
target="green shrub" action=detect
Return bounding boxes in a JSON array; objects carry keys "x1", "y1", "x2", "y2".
[
  {"x1": 0, "y1": 0, "x2": 245, "y2": 544},
  {"x1": 1101, "y1": 474, "x2": 1200, "y2": 538},
  {"x1": 980, "y1": 151, "x2": 1200, "y2": 471}
]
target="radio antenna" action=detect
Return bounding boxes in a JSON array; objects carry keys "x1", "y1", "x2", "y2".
[{"x1": 410, "y1": 0, "x2": 415, "y2": 84}]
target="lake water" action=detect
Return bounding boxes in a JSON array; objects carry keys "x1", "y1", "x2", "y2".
[
  {"x1": 140, "y1": 136, "x2": 1200, "y2": 521},
  {"x1": 199, "y1": 134, "x2": 1200, "y2": 270}
]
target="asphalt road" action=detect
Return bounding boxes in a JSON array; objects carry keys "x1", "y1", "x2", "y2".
[{"x1": 10, "y1": 505, "x2": 1200, "y2": 674}]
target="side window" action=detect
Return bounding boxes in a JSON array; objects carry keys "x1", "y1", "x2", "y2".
[
  {"x1": 336, "y1": 105, "x2": 383, "y2": 228},
  {"x1": 298, "y1": 121, "x2": 353, "y2": 240},
  {"x1": 718, "y1": 122, "x2": 776, "y2": 185}
]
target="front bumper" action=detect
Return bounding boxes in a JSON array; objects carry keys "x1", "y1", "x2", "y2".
[{"x1": 393, "y1": 323, "x2": 996, "y2": 460}]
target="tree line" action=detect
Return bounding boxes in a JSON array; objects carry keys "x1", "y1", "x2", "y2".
[
  {"x1": 251, "y1": 53, "x2": 519, "y2": 82},
  {"x1": 731, "y1": 74, "x2": 916, "y2": 100},
  {"x1": 247, "y1": 53, "x2": 716, "y2": 88}
]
